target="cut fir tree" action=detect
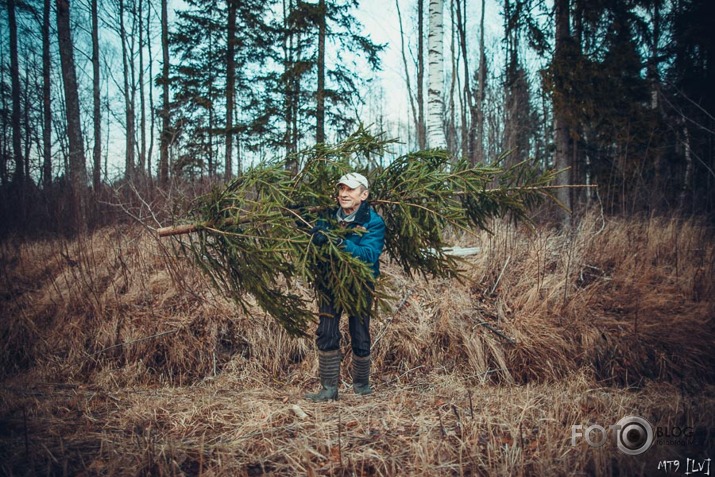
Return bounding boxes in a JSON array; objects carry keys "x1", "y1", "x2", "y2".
[{"x1": 159, "y1": 127, "x2": 567, "y2": 335}]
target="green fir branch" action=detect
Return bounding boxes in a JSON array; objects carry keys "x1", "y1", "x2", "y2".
[{"x1": 165, "y1": 128, "x2": 570, "y2": 334}]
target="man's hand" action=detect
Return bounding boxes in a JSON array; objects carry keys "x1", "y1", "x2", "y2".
[
  {"x1": 310, "y1": 224, "x2": 329, "y2": 246},
  {"x1": 310, "y1": 223, "x2": 343, "y2": 247}
]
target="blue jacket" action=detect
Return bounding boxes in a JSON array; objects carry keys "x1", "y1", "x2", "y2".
[{"x1": 334, "y1": 201, "x2": 386, "y2": 277}]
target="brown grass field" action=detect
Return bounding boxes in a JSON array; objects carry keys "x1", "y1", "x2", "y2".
[{"x1": 1, "y1": 213, "x2": 714, "y2": 476}]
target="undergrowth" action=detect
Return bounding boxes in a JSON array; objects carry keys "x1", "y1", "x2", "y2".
[{"x1": 1, "y1": 212, "x2": 713, "y2": 476}]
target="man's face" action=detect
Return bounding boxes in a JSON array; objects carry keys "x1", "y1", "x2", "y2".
[{"x1": 337, "y1": 184, "x2": 369, "y2": 214}]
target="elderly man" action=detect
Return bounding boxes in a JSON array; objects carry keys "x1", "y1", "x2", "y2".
[{"x1": 305, "y1": 172, "x2": 386, "y2": 402}]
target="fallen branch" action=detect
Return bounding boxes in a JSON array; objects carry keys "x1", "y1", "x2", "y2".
[{"x1": 477, "y1": 321, "x2": 516, "y2": 344}]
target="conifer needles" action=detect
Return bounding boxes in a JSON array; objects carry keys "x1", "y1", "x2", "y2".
[{"x1": 164, "y1": 128, "x2": 562, "y2": 335}]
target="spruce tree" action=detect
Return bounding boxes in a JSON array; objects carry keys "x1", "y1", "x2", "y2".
[{"x1": 161, "y1": 127, "x2": 562, "y2": 335}]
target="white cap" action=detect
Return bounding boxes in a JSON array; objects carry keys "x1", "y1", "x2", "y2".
[{"x1": 337, "y1": 172, "x2": 369, "y2": 190}]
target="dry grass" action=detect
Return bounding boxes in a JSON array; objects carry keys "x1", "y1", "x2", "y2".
[{"x1": 1, "y1": 213, "x2": 714, "y2": 476}]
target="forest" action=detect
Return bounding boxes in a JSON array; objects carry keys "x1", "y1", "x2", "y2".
[
  {"x1": 0, "y1": 0, "x2": 713, "y2": 232},
  {"x1": 1, "y1": 0, "x2": 715, "y2": 475}
]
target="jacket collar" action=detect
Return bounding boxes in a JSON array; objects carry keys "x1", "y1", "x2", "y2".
[
  {"x1": 334, "y1": 201, "x2": 371, "y2": 225},
  {"x1": 354, "y1": 200, "x2": 371, "y2": 225}
]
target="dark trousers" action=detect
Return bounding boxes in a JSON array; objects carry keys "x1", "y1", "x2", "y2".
[{"x1": 316, "y1": 294, "x2": 372, "y2": 358}]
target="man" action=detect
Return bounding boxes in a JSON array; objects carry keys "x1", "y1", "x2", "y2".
[{"x1": 305, "y1": 172, "x2": 386, "y2": 402}]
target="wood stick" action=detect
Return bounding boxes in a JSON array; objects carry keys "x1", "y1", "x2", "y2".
[
  {"x1": 156, "y1": 223, "x2": 201, "y2": 237},
  {"x1": 156, "y1": 205, "x2": 322, "y2": 237}
]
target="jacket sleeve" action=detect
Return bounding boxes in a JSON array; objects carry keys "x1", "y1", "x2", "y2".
[{"x1": 342, "y1": 214, "x2": 385, "y2": 267}]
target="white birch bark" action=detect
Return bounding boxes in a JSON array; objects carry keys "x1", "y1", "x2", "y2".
[{"x1": 427, "y1": 0, "x2": 446, "y2": 148}]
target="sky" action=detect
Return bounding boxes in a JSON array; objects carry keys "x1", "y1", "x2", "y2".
[
  {"x1": 352, "y1": 0, "x2": 504, "y2": 141},
  {"x1": 101, "y1": 0, "x2": 506, "y2": 176}
]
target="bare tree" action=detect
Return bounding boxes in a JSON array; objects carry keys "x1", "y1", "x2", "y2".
[
  {"x1": 454, "y1": 0, "x2": 473, "y2": 160},
  {"x1": 118, "y1": 0, "x2": 136, "y2": 179},
  {"x1": 8, "y1": 0, "x2": 24, "y2": 208},
  {"x1": 316, "y1": 0, "x2": 326, "y2": 143},
  {"x1": 92, "y1": 0, "x2": 102, "y2": 192},
  {"x1": 225, "y1": 0, "x2": 236, "y2": 178},
  {"x1": 146, "y1": 0, "x2": 156, "y2": 179},
  {"x1": 159, "y1": 0, "x2": 170, "y2": 187},
  {"x1": 138, "y1": 0, "x2": 147, "y2": 177},
  {"x1": 396, "y1": 0, "x2": 426, "y2": 151},
  {"x1": 56, "y1": 0, "x2": 88, "y2": 233},
  {"x1": 42, "y1": 0, "x2": 52, "y2": 189},
  {"x1": 474, "y1": 0, "x2": 486, "y2": 165}
]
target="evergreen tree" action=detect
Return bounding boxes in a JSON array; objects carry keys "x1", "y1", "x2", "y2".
[
  {"x1": 273, "y1": 0, "x2": 384, "y2": 153},
  {"x1": 544, "y1": 0, "x2": 664, "y2": 217},
  {"x1": 161, "y1": 128, "x2": 562, "y2": 335},
  {"x1": 664, "y1": 0, "x2": 715, "y2": 212},
  {"x1": 170, "y1": 0, "x2": 273, "y2": 178}
]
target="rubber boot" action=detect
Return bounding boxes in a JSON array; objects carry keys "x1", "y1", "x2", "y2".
[
  {"x1": 304, "y1": 350, "x2": 341, "y2": 402},
  {"x1": 352, "y1": 354, "x2": 373, "y2": 395}
]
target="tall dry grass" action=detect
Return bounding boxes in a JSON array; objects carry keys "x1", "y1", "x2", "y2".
[{"x1": 1, "y1": 213, "x2": 713, "y2": 476}]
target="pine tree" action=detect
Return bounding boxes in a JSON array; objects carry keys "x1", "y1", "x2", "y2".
[{"x1": 161, "y1": 127, "x2": 562, "y2": 335}]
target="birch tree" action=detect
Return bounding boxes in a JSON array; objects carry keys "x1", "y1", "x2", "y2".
[
  {"x1": 417, "y1": 0, "x2": 426, "y2": 149},
  {"x1": 427, "y1": 0, "x2": 446, "y2": 148}
]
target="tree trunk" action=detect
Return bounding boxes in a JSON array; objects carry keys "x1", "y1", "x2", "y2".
[
  {"x1": 454, "y1": 0, "x2": 473, "y2": 162},
  {"x1": 316, "y1": 0, "x2": 326, "y2": 144},
  {"x1": 43, "y1": 0, "x2": 53, "y2": 189},
  {"x1": 502, "y1": 0, "x2": 524, "y2": 167},
  {"x1": 57, "y1": 0, "x2": 88, "y2": 234},
  {"x1": 417, "y1": 0, "x2": 426, "y2": 149},
  {"x1": 159, "y1": 0, "x2": 170, "y2": 187},
  {"x1": 1, "y1": 61, "x2": 7, "y2": 186},
  {"x1": 23, "y1": 65, "x2": 31, "y2": 182},
  {"x1": 8, "y1": 0, "x2": 25, "y2": 212},
  {"x1": 679, "y1": 120, "x2": 693, "y2": 211},
  {"x1": 119, "y1": 0, "x2": 136, "y2": 180},
  {"x1": 427, "y1": 0, "x2": 446, "y2": 148},
  {"x1": 146, "y1": 0, "x2": 155, "y2": 179},
  {"x1": 282, "y1": 0, "x2": 298, "y2": 172},
  {"x1": 447, "y1": 0, "x2": 457, "y2": 154},
  {"x1": 225, "y1": 0, "x2": 237, "y2": 179},
  {"x1": 473, "y1": 0, "x2": 486, "y2": 165},
  {"x1": 138, "y1": 0, "x2": 147, "y2": 177},
  {"x1": 647, "y1": 0, "x2": 663, "y2": 209},
  {"x1": 553, "y1": 0, "x2": 572, "y2": 225},
  {"x1": 396, "y1": 0, "x2": 419, "y2": 150},
  {"x1": 92, "y1": 0, "x2": 102, "y2": 192}
]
